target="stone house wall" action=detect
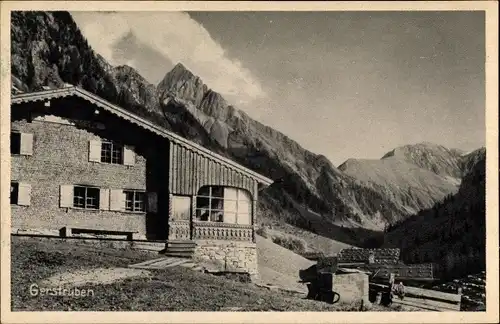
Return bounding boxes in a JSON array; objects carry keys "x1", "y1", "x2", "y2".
[{"x1": 10, "y1": 115, "x2": 150, "y2": 237}]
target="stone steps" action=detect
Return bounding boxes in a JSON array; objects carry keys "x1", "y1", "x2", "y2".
[
  {"x1": 163, "y1": 240, "x2": 196, "y2": 258},
  {"x1": 166, "y1": 240, "x2": 197, "y2": 248},
  {"x1": 132, "y1": 241, "x2": 167, "y2": 252}
]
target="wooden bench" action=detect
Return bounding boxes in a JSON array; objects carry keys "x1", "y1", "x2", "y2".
[{"x1": 59, "y1": 227, "x2": 140, "y2": 241}]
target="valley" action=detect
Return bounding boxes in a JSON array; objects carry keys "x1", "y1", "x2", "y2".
[{"x1": 10, "y1": 10, "x2": 487, "y2": 281}]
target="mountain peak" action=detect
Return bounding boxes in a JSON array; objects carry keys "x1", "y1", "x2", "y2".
[
  {"x1": 159, "y1": 62, "x2": 197, "y2": 87},
  {"x1": 416, "y1": 141, "x2": 440, "y2": 147},
  {"x1": 156, "y1": 62, "x2": 208, "y2": 106},
  {"x1": 168, "y1": 62, "x2": 195, "y2": 78}
]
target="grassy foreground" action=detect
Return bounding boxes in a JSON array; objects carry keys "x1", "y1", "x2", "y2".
[{"x1": 11, "y1": 237, "x2": 390, "y2": 312}]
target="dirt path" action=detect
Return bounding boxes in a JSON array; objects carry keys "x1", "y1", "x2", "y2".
[{"x1": 39, "y1": 267, "x2": 151, "y2": 287}]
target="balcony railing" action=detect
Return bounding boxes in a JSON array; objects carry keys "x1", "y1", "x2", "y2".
[
  {"x1": 192, "y1": 221, "x2": 253, "y2": 241},
  {"x1": 168, "y1": 220, "x2": 190, "y2": 240}
]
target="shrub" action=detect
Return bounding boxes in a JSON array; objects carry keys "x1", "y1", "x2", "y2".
[
  {"x1": 255, "y1": 226, "x2": 269, "y2": 238},
  {"x1": 271, "y1": 235, "x2": 307, "y2": 254}
]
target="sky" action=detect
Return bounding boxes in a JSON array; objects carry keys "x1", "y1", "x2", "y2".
[{"x1": 71, "y1": 11, "x2": 485, "y2": 166}]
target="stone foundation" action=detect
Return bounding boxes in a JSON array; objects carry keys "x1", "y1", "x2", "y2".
[
  {"x1": 332, "y1": 273, "x2": 370, "y2": 305},
  {"x1": 192, "y1": 240, "x2": 258, "y2": 281}
]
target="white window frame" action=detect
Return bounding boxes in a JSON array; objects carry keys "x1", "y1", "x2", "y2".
[
  {"x1": 195, "y1": 186, "x2": 252, "y2": 225},
  {"x1": 89, "y1": 140, "x2": 135, "y2": 166},
  {"x1": 73, "y1": 185, "x2": 100, "y2": 210},
  {"x1": 124, "y1": 190, "x2": 146, "y2": 212},
  {"x1": 101, "y1": 140, "x2": 124, "y2": 164}
]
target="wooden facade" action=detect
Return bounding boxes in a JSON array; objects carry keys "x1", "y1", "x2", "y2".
[
  {"x1": 11, "y1": 86, "x2": 272, "y2": 243},
  {"x1": 168, "y1": 141, "x2": 261, "y2": 242},
  {"x1": 169, "y1": 142, "x2": 256, "y2": 196}
]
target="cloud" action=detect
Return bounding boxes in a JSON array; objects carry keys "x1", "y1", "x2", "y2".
[{"x1": 71, "y1": 11, "x2": 266, "y2": 104}]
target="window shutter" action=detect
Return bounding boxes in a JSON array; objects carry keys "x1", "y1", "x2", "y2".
[
  {"x1": 20, "y1": 133, "x2": 33, "y2": 156},
  {"x1": 123, "y1": 145, "x2": 136, "y2": 166},
  {"x1": 99, "y1": 188, "x2": 110, "y2": 210},
  {"x1": 88, "y1": 140, "x2": 101, "y2": 162},
  {"x1": 17, "y1": 183, "x2": 31, "y2": 206},
  {"x1": 60, "y1": 185, "x2": 74, "y2": 208},
  {"x1": 148, "y1": 192, "x2": 158, "y2": 213},
  {"x1": 110, "y1": 189, "x2": 125, "y2": 211}
]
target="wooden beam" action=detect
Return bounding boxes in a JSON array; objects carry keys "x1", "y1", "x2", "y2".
[
  {"x1": 370, "y1": 283, "x2": 462, "y2": 304},
  {"x1": 392, "y1": 297, "x2": 460, "y2": 312},
  {"x1": 404, "y1": 286, "x2": 461, "y2": 304}
]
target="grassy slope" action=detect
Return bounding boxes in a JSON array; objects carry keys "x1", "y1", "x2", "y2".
[
  {"x1": 267, "y1": 226, "x2": 352, "y2": 255},
  {"x1": 11, "y1": 237, "x2": 378, "y2": 312},
  {"x1": 256, "y1": 235, "x2": 314, "y2": 293}
]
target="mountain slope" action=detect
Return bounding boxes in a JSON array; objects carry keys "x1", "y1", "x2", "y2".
[
  {"x1": 338, "y1": 156, "x2": 461, "y2": 216},
  {"x1": 338, "y1": 145, "x2": 484, "y2": 224},
  {"x1": 381, "y1": 142, "x2": 465, "y2": 178},
  {"x1": 155, "y1": 61, "x2": 418, "y2": 230},
  {"x1": 461, "y1": 147, "x2": 486, "y2": 176},
  {"x1": 10, "y1": 11, "x2": 478, "y2": 238},
  {"x1": 383, "y1": 149, "x2": 486, "y2": 279}
]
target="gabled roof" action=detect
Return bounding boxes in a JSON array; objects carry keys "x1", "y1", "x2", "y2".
[{"x1": 11, "y1": 86, "x2": 273, "y2": 186}]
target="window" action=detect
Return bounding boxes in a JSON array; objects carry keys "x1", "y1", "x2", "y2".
[
  {"x1": 89, "y1": 140, "x2": 135, "y2": 165},
  {"x1": 124, "y1": 190, "x2": 146, "y2": 212},
  {"x1": 11, "y1": 182, "x2": 31, "y2": 206},
  {"x1": 73, "y1": 186, "x2": 100, "y2": 209},
  {"x1": 11, "y1": 132, "x2": 20, "y2": 154},
  {"x1": 10, "y1": 182, "x2": 19, "y2": 204},
  {"x1": 101, "y1": 141, "x2": 123, "y2": 164},
  {"x1": 172, "y1": 196, "x2": 191, "y2": 220},
  {"x1": 11, "y1": 132, "x2": 33, "y2": 155},
  {"x1": 195, "y1": 186, "x2": 252, "y2": 224}
]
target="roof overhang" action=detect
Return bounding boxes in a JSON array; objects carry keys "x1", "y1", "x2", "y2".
[{"x1": 11, "y1": 86, "x2": 274, "y2": 186}]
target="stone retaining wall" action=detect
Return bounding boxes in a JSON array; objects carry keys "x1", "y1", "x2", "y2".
[{"x1": 192, "y1": 240, "x2": 258, "y2": 281}]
